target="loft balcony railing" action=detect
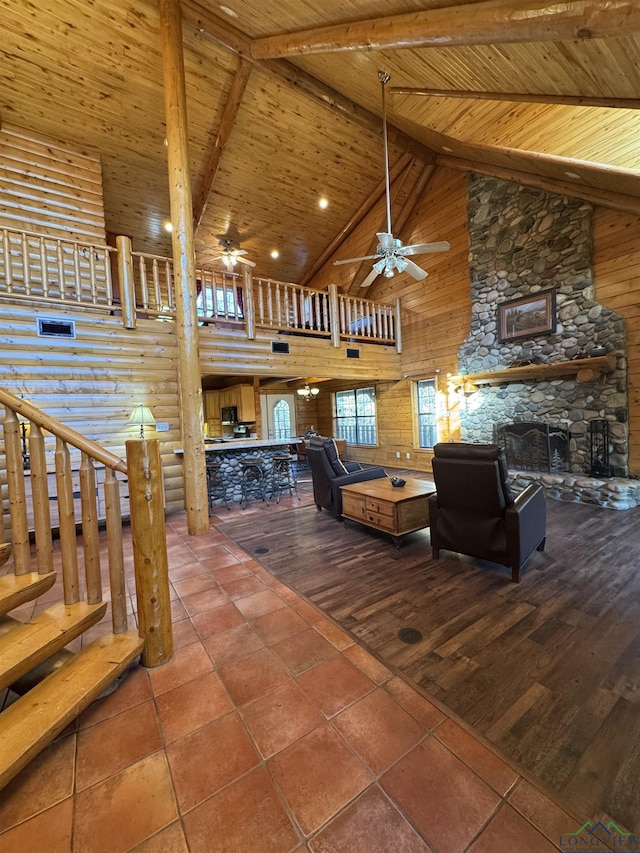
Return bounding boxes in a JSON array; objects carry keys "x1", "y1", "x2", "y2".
[{"x1": 0, "y1": 226, "x2": 401, "y2": 350}]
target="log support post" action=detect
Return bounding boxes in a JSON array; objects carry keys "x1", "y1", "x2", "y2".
[
  {"x1": 126, "y1": 439, "x2": 173, "y2": 668},
  {"x1": 329, "y1": 284, "x2": 340, "y2": 348},
  {"x1": 116, "y1": 235, "x2": 137, "y2": 330},
  {"x1": 158, "y1": 0, "x2": 209, "y2": 534},
  {"x1": 243, "y1": 266, "x2": 255, "y2": 339}
]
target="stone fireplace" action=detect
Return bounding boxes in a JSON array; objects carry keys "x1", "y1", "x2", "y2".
[{"x1": 458, "y1": 174, "x2": 629, "y2": 484}]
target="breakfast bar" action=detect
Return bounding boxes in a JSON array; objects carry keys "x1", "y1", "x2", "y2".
[{"x1": 175, "y1": 438, "x2": 300, "y2": 505}]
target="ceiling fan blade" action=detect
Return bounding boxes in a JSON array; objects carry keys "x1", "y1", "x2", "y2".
[
  {"x1": 376, "y1": 232, "x2": 395, "y2": 251},
  {"x1": 233, "y1": 249, "x2": 248, "y2": 257},
  {"x1": 359, "y1": 266, "x2": 380, "y2": 288},
  {"x1": 234, "y1": 255, "x2": 256, "y2": 267},
  {"x1": 333, "y1": 255, "x2": 379, "y2": 266},
  {"x1": 404, "y1": 259, "x2": 428, "y2": 281},
  {"x1": 402, "y1": 241, "x2": 451, "y2": 256}
]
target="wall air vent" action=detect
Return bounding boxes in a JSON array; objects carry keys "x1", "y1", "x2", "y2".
[
  {"x1": 37, "y1": 317, "x2": 76, "y2": 339},
  {"x1": 346, "y1": 348, "x2": 360, "y2": 359},
  {"x1": 271, "y1": 341, "x2": 290, "y2": 354}
]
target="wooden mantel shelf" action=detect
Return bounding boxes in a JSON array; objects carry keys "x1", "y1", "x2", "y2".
[{"x1": 452, "y1": 355, "x2": 616, "y2": 390}]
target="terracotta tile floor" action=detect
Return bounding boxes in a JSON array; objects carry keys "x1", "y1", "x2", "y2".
[{"x1": 0, "y1": 489, "x2": 589, "y2": 852}]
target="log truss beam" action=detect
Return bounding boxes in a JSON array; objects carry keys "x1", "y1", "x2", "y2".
[
  {"x1": 250, "y1": 1, "x2": 640, "y2": 60},
  {"x1": 193, "y1": 57, "x2": 253, "y2": 229},
  {"x1": 389, "y1": 87, "x2": 640, "y2": 111}
]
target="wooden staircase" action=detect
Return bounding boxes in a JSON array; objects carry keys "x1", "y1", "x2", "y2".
[{"x1": 0, "y1": 389, "x2": 172, "y2": 792}]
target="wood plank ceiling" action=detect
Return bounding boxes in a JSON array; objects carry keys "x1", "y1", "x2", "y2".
[{"x1": 1, "y1": 0, "x2": 640, "y2": 286}]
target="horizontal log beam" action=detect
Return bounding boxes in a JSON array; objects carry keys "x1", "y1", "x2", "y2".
[
  {"x1": 437, "y1": 153, "x2": 640, "y2": 216},
  {"x1": 389, "y1": 87, "x2": 640, "y2": 110},
  {"x1": 250, "y1": 0, "x2": 640, "y2": 59}
]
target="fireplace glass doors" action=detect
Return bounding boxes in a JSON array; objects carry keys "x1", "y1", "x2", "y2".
[{"x1": 496, "y1": 422, "x2": 570, "y2": 473}]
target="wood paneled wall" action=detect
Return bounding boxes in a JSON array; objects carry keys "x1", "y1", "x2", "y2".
[
  {"x1": 593, "y1": 207, "x2": 640, "y2": 472},
  {"x1": 0, "y1": 124, "x2": 106, "y2": 242},
  {"x1": 320, "y1": 168, "x2": 640, "y2": 477}
]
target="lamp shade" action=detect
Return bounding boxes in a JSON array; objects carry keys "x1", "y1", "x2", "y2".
[{"x1": 128, "y1": 404, "x2": 156, "y2": 438}]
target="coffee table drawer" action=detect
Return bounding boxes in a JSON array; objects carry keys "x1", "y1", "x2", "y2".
[
  {"x1": 365, "y1": 497, "x2": 394, "y2": 518},
  {"x1": 364, "y1": 510, "x2": 395, "y2": 532}
]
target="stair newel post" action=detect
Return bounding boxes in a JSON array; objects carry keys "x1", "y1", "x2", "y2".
[
  {"x1": 104, "y1": 467, "x2": 128, "y2": 633},
  {"x1": 79, "y1": 453, "x2": 102, "y2": 605},
  {"x1": 3, "y1": 408, "x2": 30, "y2": 575},
  {"x1": 55, "y1": 437, "x2": 80, "y2": 604},
  {"x1": 126, "y1": 438, "x2": 173, "y2": 667},
  {"x1": 29, "y1": 423, "x2": 53, "y2": 574}
]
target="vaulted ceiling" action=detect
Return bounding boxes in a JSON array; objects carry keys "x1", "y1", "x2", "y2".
[{"x1": 2, "y1": 0, "x2": 640, "y2": 288}]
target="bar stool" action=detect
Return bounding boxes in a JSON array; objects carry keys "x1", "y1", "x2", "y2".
[
  {"x1": 271, "y1": 453, "x2": 299, "y2": 503},
  {"x1": 206, "y1": 460, "x2": 230, "y2": 512},
  {"x1": 239, "y1": 457, "x2": 270, "y2": 509}
]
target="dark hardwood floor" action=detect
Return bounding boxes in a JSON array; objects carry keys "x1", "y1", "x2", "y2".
[{"x1": 216, "y1": 472, "x2": 640, "y2": 831}]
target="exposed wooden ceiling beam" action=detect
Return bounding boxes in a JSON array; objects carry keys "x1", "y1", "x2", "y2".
[
  {"x1": 438, "y1": 153, "x2": 640, "y2": 215},
  {"x1": 299, "y1": 153, "x2": 413, "y2": 288},
  {"x1": 389, "y1": 87, "x2": 640, "y2": 110},
  {"x1": 250, "y1": 1, "x2": 640, "y2": 59},
  {"x1": 181, "y1": 1, "x2": 436, "y2": 163},
  {"x1": 193, "y1": 58, "x2": 253, "y2": 229}
]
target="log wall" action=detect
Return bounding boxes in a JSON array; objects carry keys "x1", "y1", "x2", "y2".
[
  {"x1": 0, "y1": 304, "x2": 184, "y2": 513},
  {"x1": 0, "y1": 124, "x2": 106, "y2": 243}
]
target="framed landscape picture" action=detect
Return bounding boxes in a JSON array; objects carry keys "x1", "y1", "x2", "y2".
[{"x1": 497, "y1": 289, "x2": 556, "y2": 342}]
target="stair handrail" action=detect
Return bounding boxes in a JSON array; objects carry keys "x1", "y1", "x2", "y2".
[{"x1": 0, "y1": 389, "x2": 127, "y2": 474}]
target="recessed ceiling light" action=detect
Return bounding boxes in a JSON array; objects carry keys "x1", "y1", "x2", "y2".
[
  {"x1": 319, "y1": 197, "x2": 329, "y2": 209},
  {"x1": 220, "y1": 5, "x2": 238, "y2": 17},
  {"x1": 442, "y1": 146, "x2": 453, "y2": 153},
  {"x1": 270, "y1": 249, "x2": 279, "y2": 259},
  {"x1": 164, "y1": 221, "x2": 173, "y2": 233},
  {"x1": 564, "y1": 171, "x2": 581, "y2": 180}
]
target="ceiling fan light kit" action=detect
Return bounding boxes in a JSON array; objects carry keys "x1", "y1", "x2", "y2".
[
  {"x1": 212, "y1": 237, "x2": 256, "y2": 270},
  {"x1": 334, "y1": 71, "x2": 450, "y2": 287}
]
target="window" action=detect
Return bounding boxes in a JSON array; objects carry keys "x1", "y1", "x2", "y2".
[
  {"x1": 416, "y1": 379, "x2": 438, "y2": 448},
  {"x1": 335, "y1": 387, "x2": 377, "y2": 445},
  {"x1": 273, "y1": 399, "x2": 291, "y2": 439}
]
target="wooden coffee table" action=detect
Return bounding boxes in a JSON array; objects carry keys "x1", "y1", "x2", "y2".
[{"x1": 340, "y1": 477, "x2": 434, "y2": 547}]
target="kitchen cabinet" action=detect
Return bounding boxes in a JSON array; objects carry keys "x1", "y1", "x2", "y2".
[
  {"x1": 204, "y1": 384, "x2": 256, "y2": 425},
  {"x1": 236, "y1": 384, "x2": 256, "y2": 422}
]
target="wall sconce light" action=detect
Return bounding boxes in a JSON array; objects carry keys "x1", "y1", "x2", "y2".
[
  {"x1": 296, "y1": 384, "x2": 320, "y2": 401},
  {"x1": 128, "y1": 404, "x2": 156, "y2": 439}
]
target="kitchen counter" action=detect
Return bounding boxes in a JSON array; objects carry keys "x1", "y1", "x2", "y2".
[{"x1": 174, "y1": 437, "x2": 301, "y2": 454}]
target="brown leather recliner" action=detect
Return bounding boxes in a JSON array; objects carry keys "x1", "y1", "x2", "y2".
[
  {"x1": 428, "y1": 442, "x2": 546, "y2": 582},
  {"x1": 306, "y1": 437, "x2": 387, "y2": 519}
]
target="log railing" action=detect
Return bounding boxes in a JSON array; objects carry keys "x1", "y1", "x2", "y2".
[
  {"x1": 0, "y1": 226, "x2": 114, "y2": 310},
  {"x1": 0, "y1": 388, "x2": 172, "y2": 667},
  {"x1": 0, "y1": 227, "x2": 400, "y2": 348}
]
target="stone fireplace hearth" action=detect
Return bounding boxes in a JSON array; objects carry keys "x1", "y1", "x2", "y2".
[{"x1": 458, "y1": 174, "x2": 629, "y2": 487}]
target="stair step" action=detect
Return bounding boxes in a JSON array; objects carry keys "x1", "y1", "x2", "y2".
[
  {"x1": 0, "y1": 601, "x2": 108, "y2": 692},
  {"x1": 0, "y1": 572, "x2": 57, "y2": 617},
  {"x1": 0, "y1": 630, "x2": 144, "y2": 791}
]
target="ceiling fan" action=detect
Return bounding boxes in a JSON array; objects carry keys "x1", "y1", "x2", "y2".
[
  {"x1": 334, "y1": 71, "x2": 450, "y2": 289},
  {"x1": 211, "y1": 237, "x2": 256, "y2": 270}
]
